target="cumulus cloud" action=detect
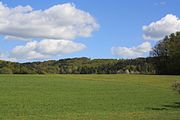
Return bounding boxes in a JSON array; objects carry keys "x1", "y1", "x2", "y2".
[
  {"x1": 0, "y1": 2, "x2": 98, "y2": 61},
  {"x1": 11, "y1": 39, "x2": 86, "y2": 60},
  {"x1": 111, "y1": 42, "x2": 152, "y2": 58},
  {"x1": 0, "y1": 2, "x2": 98, "y2": 40},
  {"x1": 143, "y1": 14, "x2": 180, "y2": 40}
]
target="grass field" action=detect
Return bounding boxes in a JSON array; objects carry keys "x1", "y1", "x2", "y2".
[{"x1": 0, "y1": 75, "x2": 179, "y2": 120}]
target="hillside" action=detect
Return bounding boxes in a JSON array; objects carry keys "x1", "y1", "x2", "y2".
[{"x1": 0, "y1": 57, "x2": 155, "y2": 74}]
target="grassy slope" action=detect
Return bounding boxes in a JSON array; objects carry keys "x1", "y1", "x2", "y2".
[{"x1": 0, "y1": 75, "x2": 179, "y2": 120}]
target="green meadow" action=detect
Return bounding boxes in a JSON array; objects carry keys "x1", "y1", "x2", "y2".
[{"x1": 0, "y1": 75, "x2": 179, "y2": 120}]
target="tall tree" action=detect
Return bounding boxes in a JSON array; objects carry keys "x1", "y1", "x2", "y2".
[{"x1": 151, "y1": 32, "x2": 180, "y2": 74}]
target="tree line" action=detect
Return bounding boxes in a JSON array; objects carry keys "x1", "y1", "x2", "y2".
[
  {"x1": 0, "y1": 32, "x2": 179, "y2": 75},
  {"x1": 0, "y1": 57, "x2": 155, "y2": 74}
]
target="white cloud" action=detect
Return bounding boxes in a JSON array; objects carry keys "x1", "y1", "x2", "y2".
[
  {"x1": 11, "y1": 39, "x2": 86, "y2": 60},
  {"x1": 0, "y1": 2, "x2": 99, "y2": 40},
  {"x1": 0, "y1": 2, "x2": 98, "y2": 61},
  {"x1": 111, "y1": 42, "x2": 152, "y2": 58},
  {"x1": 143, "y1": 14, "x2": 180, "y2": 40}
]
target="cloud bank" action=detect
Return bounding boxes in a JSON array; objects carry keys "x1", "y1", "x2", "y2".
[
  {"x1": 0, "y1": 2, "x2": 98, "y2": 61},
  {"x1": 0, "y1": 2, "x2": 98, "y2": 40}
]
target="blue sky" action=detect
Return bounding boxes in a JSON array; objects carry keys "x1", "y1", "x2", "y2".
[{"x1": 0, "y1": 0, "x2": 180, "y2": 62}]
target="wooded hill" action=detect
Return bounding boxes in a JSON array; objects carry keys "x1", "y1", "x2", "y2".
[
  {"x1": 0, "y1": 57, "x2": 155, "y2": 74},
  {"x1": 0, "y1": 32, "x2": 180, "y2": 75}
]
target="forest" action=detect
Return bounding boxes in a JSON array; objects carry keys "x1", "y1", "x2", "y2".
[{"x1": 0, "y1": 32, "x2": 180, "y2": 75}]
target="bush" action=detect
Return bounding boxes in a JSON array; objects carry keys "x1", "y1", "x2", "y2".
[{"x1": 172, "y1": 81, "x2": 180, "y2": 94}]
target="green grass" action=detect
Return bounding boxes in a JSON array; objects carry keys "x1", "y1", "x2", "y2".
[{"x1": 0, "y1": 74, "x2": 180, "y2": 120}]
